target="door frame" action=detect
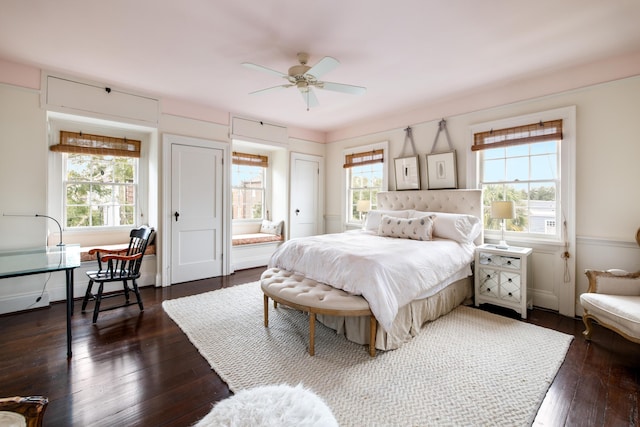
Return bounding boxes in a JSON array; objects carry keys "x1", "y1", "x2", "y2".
[{"x1": 161, "y1": 133, "x2": 230, "y2": 286}]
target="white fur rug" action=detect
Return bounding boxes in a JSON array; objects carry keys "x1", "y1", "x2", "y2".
[
  {"x1": 163, "y1": 282, "x2": 573, "y2": 427},
  {"x1": 194, "y1": 384, "x2": 338, "y2": 427}
]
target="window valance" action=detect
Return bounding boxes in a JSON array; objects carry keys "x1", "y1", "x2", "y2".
[
  {"x1": 472, "y1": 119, "x2": 563, "y2": 152},
  {"x1": 343, "y1": 149, "x2": 384, "y2": 169},
  {"x1": 232, "y1": 151, "x2": 268, "y2": 167},
  {"x1": 51, "y1": 131, "x2": 141, "y2": 158}
]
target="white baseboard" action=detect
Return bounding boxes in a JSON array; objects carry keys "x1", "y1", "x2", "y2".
[{"x1": 0, "y1": 291, "x2": 50, "y2": 315}]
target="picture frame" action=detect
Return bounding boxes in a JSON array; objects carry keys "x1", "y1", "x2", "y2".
[
  {"x1": 394, "y1": 156, "x2": 421, "y2": 190},
  {"x1": 426, "y1": 150, "x2": 458, "y2": 189}
]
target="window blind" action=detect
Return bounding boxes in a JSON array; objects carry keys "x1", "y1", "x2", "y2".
[
  {"x1": 343, "y1": 149, "x2": 384, "y2": 169},
  {"x1": 51, "y1": 131, "x2": 141, "y2": 158},
  {"x1": 232, "y1": 151, "x2": 268, "y2": 167},
  {"x1": 472, "y1": 119, "x2": 563, "y2": 152}
]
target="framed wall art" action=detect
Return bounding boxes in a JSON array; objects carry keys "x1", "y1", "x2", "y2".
[
  {"x1": 426, "y1": 150, "x2": 458, "y2": 189},
  {"x1": 394, "y1": 156, "x2": 421, "y2": 190}
]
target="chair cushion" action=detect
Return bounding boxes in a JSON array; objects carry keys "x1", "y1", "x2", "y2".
[{"x1": 580, "y1": 293, "x2": 640, "y2": 339}]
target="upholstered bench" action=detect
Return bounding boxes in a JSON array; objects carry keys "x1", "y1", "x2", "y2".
[{"x1": 260, "y1": 267, "x2": 376, "y2": 357}]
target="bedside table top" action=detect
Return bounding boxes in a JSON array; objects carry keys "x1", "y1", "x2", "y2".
[{"x1": 477, "y1": 244, "x2": 532, "y2": 255}]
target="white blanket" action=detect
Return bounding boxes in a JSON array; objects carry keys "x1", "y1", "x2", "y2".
[{"x1": 268, "y1": 231, "x2": 475, "y2": 331}]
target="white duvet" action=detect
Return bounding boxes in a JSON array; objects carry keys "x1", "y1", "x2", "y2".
[{"x1": 268, "y1": 230, "x2": 475, "y2": 331}]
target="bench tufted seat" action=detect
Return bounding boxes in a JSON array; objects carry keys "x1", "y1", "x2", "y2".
[{"x1": 260, "y1": 267, "x2": 376, "y2": 356}]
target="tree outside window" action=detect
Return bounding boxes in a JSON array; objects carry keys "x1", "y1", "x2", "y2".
[
  {"x1": 232, "y1": 163, "x2": 265, "y2": 220},
  {"x1": 347, "y1": 162, "x2": 383, "y2": 224},
  {"x1": 65, "y1": 154, "x2": 137, "y2": 228},
  {"x1": 480, "y1": 140, "x2": 559, "y2": 237}
]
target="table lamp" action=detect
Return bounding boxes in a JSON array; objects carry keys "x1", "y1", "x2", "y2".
[
  {"x1": 491, "y1": 201, "x2": 515, "y2": 249},
  {"x1": 356, "y1": 200, "x2": 371, "y2": 222}
]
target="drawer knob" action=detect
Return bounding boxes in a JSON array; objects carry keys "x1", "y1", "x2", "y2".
[
  {"x1": 508, "y1": 292, "x2": 513, "y2": 296},
  {"x1": 487, "y1": 288, "x2": 491, "y2": 292},
  {"x1": 506, "y1": 260, "x2": 512, "y2": 265},
  {"x1": 486, "y1": 274, "x2": 491, "y2": 279},
  {"x1": 508, "y1": 278, "x2": 512, "y2": 282},
  {"x1": 487, "y1": 258, "x2": 492, "y2": 262}
]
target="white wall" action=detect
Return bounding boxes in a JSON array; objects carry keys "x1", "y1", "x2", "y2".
[
  {"x1": 1, "y1": 62, "x2": 639, "y2": 317},
  {"x1": 0, "y1": 85, "x2": 47, "y2": 249},
  {"x1": 0, "y1": 75, "x2": 326, "y2": 313},
  {"x1": 325, "y1": 75, "x2": 640, "y2": 314}
]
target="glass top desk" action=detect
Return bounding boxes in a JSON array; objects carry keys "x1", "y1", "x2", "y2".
[{"x1": 0, "y1": 245, "x2": 81, "y2": 358}]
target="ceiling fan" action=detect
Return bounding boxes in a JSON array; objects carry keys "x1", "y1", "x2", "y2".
[{"x1": 242, "y1": 52, "x2": 366, "y2": 110}]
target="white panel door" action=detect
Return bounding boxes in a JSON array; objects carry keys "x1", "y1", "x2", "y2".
[
  {"x1": 171, "y1": 144, "x2": 223, "y2": 283},
  {"x1": 290, "y1": 153, "x2": 323, "y2": 238}
]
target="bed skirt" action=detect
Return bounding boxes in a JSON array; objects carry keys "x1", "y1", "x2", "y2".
[{"x1": 316, "y1": 277, "x2": 473, "y2": 351}]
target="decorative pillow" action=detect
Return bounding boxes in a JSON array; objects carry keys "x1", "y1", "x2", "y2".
[
  {"x1": 364, "y1": 210, "x2": 410, "y2": 232},
  {"x1": 408, "y1": 210, "x2": 481, "y2": 244},
  {"x1": 377, "y1": 215, "x2": 435, "y2": 241},
  {"x1": 260, "y1": 220, "x2": 283, "y2": 236}
]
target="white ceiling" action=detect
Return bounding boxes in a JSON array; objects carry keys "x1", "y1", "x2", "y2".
[{"x1": 1, "y1": 1, "x2": 640, "y2": 137}]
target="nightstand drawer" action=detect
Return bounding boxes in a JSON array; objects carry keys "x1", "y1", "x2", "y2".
[
  {"x1": 478, "y1": 269, "x2": 499, "y2": 296},
  {"x1": 499, "y1": 272, "x2": 521, "y2": 302},
  {"x1": 477, "y1": 269, "x2": 522, "y2": 303},
  {"x1": 478, "y1": 252, "x2": 521, "y2": 270}
]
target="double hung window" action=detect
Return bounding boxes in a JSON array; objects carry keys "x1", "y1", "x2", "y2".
[
  {"x1": 344, "y1": 143, "x2": 387, "y2": 225},
  {"x1": 51, "y1": 131, "x2": 139, "y2": 229},
  {"x1": 232, "y1": 152, "x2": 267, "y2": 220},
  {"x1": 473, "y1": 119, "x2": 563, "y2": 239}
]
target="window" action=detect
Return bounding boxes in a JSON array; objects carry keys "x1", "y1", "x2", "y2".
[
  {"x1": 474, "y1": 119, "x2": 563, "y2": 240},
  {"x1": 51, "y1": 131, "x2": 140, "y2": 229},
  {"x1": 344, "y1": 143, "x2": 387, "y2": 225},
  {"x1": 232, "y1": 152, "x2": 267, "y2": 220},
  {"x1": 64, "y1": 154, "x2": 137, "y2": 227}
]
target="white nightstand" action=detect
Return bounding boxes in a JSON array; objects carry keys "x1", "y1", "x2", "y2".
[{"x1": 474, "y1": 244, "x2": 533, "y2": 319}]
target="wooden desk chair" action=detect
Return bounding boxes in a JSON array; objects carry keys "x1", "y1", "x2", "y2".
[
  {"x1": 0, "y1": 396, "x2": 48, "y2": 427},
  {"x1": 81, "y1": 225, "x2": 154, "y2": 323}
]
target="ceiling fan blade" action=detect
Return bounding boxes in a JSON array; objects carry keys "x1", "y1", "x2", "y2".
[
  {"x1": 242, "y1": 62, "x2": 288, "y2": 79},
  {"x1": 305, "y1": 56, "x2": 339, "y2": 79},
  {"x1": 249, "y1": 84, "x2": 292, "y2": 95},
  {"x1": 299, "y1": 87, "x2": 319, "y2": 109},
  {"x1": 318, "y1": 81, "x2": 367, "y2": 95}
]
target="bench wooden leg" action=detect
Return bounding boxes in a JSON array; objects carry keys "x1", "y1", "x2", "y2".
[
  {"x1": 309, "y1": 312, "x2": 315, "y2": 356},
  {"x1": 263, "y1": 294, "x2": 269, "y2": 327},
  {"x1": 369, "y1": 315, "x2": 377, "y2": 357}
]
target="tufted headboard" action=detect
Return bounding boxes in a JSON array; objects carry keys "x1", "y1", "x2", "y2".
[{"x1": 377, "y1": 189, "x2": 484, "y2": 245}]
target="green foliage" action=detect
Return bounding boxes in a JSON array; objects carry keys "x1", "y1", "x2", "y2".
[
  {"x1": 482, "y1": 183, "x2": 556, "y2": 232},
  {"x1": 65, "y1": 154, "x2": 136, "y2": 228}
]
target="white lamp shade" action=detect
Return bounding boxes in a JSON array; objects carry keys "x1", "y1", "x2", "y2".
[
  {"x1": 356, "y1": 200, "x2": 371, "y2": 213},
  {"x1": 491, "y1": 201, "x2": 515, "y2": 220}
]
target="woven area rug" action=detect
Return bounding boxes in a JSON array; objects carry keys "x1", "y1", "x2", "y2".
[{"x1": 163, "y1": 282, "x2": 573, "y2": 427}]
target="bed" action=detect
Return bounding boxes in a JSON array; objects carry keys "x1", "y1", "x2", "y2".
[{"x1": 266, "y1": 189, "x2": 483, "y2": 350}]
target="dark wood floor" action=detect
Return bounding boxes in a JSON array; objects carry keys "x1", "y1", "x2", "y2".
[{"x1": 1, "y1": 267, "x2": 638, "y2": 426}]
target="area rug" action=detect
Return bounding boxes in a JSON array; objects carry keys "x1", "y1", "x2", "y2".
[{"x1": 163, "y1": 282, "x2": 573, "y2": 427}]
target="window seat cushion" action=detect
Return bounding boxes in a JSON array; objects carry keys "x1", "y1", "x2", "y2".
[
  {"x1": 80, "y1": 243, "x2": 156, "y2": 263},
  {"x1": 232, "y1": 233, "x2": 284, "y2": 246}
]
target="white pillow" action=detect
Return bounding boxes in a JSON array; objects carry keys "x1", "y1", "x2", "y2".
[
  {"x1": 408, "y1": 210, "x2": 481, "y2": 244},
  {"x1": 377, "y1": 214, "x2": 435, "y2": 241},
  {"x1": 364, "y1": 210, "x2": 410, "y2": 232},
  {"x1": 260, "y1": 220, "x2": 283, "y2": 236}
]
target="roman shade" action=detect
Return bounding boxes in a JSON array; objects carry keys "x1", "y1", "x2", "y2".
[
  {"x1": 232, "y1": 151, "x2": 268, "y2": 167},
  {"x1": 343, "y1": 149, "x2": 384, "y2": 169},
  {"x1": 51, "y1": 131, "x2": 141, "y2": 158},
  {"x1": 472, "y1": 119, "x2": 563, "y2": 151}
]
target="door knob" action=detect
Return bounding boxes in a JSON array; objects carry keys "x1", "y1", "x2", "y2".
[
  {"x1": 174, "y1": 211, "x2": 180, "y2": 221},
  {"x1": 295, "y1": 209, "x2": 300, "y2": 216}
]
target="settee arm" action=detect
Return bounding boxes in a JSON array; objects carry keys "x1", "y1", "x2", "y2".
[{"x1": 584, "y1": 269, "x2": 640, "y2": 296}]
